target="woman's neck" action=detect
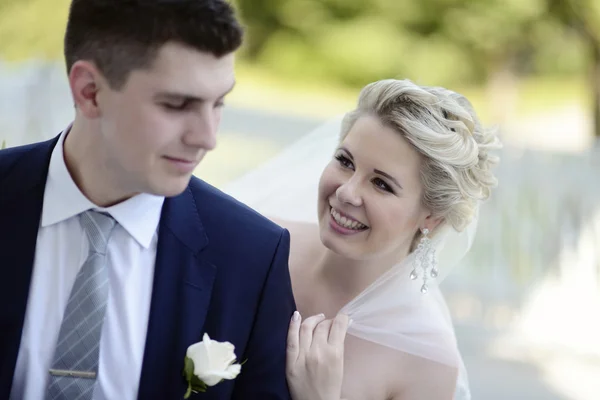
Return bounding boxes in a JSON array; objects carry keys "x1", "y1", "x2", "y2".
[{"x1": 314, "y1": 245, "x2": 410, "y2": 306}]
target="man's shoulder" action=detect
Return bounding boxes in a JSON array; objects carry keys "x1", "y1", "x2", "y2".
[
  {"x1": 0, "y1": 138, "x2": 58, "y2": 189},
  {"x1": 0, "y1": 141, "x2": 42, "y2": 171},
  {"x1": 0, "y1": 135, "x2": 58, "y2": 160},
  {"x1": 187, "y1": 176, "x2": 286, "y2": 240}
]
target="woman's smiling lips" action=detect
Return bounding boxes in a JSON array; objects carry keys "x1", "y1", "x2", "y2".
[{"x1": 329, "y1": 206, "x2": 368, "y2": 235}]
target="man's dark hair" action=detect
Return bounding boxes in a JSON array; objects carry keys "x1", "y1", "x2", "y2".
[{"x1": 64, "y1": 0, "x2": 244, "y2": 89}]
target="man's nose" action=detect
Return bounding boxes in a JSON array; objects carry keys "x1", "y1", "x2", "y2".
[{"x1": 184, "y1": 107, "x2": 220, "y2": 150}]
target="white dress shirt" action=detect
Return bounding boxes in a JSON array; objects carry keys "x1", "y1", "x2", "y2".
[{"x1": 10, "y1": 129, "x2": 165, "y2": 400}]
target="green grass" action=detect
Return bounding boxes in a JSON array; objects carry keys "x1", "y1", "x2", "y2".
[
  {"x1": 516, "y1": 75, "x2": 588, "y2": 114},
  {"x1": 229, "y1": 63, "x2": 358, "y2": 118},
  {"x1": 231, "y1": 63, "x2": 587, "y2": 124},
  {"x1": 193, "y1": 133, "x2": 283, "y2": 188}
]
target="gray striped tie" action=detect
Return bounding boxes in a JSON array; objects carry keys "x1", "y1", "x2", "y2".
[{"x1": 46, "y1": 211, "x2": 117, "y2": 400}]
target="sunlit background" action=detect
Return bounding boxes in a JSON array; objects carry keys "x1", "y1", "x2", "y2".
[{"x1": 2, "y1": 1, "x2": 600, "y2": 398}]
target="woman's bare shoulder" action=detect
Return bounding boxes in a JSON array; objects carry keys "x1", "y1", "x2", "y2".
[
  {"x1": 271, "y1": 218, "x2": 319, "y2": 247},
  {"x1": 269, "y1": 218, "x2": 321, "y2": 262}
]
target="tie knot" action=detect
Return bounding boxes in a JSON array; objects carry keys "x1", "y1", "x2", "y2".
[{"x1": 79, "y1": 210, "x2": 117, "y2": 255}]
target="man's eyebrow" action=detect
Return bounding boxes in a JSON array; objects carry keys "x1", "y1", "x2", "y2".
[{"x1": 154, "y1": 81, "x2": 236, "y2": 103}]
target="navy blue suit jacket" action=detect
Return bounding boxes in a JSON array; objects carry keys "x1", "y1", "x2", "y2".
[{"x1": 0, "y1": 136, "x2": 296, "y2": 399}]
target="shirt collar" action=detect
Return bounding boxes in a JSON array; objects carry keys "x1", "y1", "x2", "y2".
[{"x1": 41, "y1": 126, "x2": 165, "y2": 249}]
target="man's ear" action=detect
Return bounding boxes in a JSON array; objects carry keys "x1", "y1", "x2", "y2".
[{"x1": 68, "y1": 60, "x2": 104, "y2": 119}]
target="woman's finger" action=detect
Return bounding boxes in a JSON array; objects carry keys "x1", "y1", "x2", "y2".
[
  {"x1": 311, "y1": 318, "x2": 333, "y2": 350},
  {"x1": 328, "y1": 313, "x2": 351, "y2": 346},
  {"x1": 298, "y1": 313, "x2": 327, "y2": 354},
  {"x1": 286, "y1": 310, "x2": 302, "y2": 368}
]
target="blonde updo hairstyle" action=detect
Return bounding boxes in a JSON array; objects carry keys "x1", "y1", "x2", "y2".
[{"x1": 339, "y1": 79, "x2": 501, "y2": 248}]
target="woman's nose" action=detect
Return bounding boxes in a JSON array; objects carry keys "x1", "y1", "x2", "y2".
[{"x1": 336, "y1": 178, "x2": 363, "y2": 207}]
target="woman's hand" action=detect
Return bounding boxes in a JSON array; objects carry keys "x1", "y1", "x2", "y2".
[{"x1": 286, "y1": 311, "x2": 351, "y2": 400}]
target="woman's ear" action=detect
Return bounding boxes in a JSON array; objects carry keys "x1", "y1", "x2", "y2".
[{"x1": 422, "y1": 213, "x2": 444, "y2": 234}]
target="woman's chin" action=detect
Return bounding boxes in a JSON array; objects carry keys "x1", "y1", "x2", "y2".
[{"x1": 319, "y1": 226, "x2": 362, "y2": 259}]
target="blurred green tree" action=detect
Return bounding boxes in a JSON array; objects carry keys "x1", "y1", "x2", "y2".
[
  {"x1": 235, "y1": 0, "x2": 556, "y2": 122},
  {"x1": 234, "y1": 0, "x2": 476, "y2": 87},
  {"x1": 433, "y1": 0, "x2": 551, "y2": 122},
  {"x1": 0, "y1": 0, "x2": 69, "y2": 60},
  {"x1": 0, "y1": 0, "x2": 592, "y2": 130},
  {"x1": 547, "y1": 0, "x2": 600, "y2": 138}
]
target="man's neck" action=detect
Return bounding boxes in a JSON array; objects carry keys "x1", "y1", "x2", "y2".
[{"x1": 63, "y1": 119, "x2": 137, "y2": 207}]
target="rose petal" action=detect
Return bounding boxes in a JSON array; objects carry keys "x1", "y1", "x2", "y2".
[
  {"x1": 223, "y1": 363, "x2": 242, "y2": 378},
  {"x1": 186, "y1": 333, "x2": 241, "y2": 387},
  {"x1": 186, "y1": 342, "x2": 210, "y2": 375},
  {"x1": 197, "y1": 363, "x2": 242, "y2": 386},
  {"x1": 206, "y1": 341, "x2": 237, "y2": 370}
]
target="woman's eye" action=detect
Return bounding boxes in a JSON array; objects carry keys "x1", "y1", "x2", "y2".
[
  {"x1": 373, "y1": 178, "x2": 394, "y2": 193},
  {"x1": 335, "y1": 154, "x2": 354, "y2": 169}
]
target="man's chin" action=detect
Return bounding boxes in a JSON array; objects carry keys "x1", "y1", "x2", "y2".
[{"x1": 149, "y1": 176, "x2": 193, "y2": 198}]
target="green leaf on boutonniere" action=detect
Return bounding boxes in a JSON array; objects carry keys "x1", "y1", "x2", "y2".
[
  {"x1": 184, "y1": 356, "x2": 194, "y2": 382},
  {"x1": 183, "y1": 357, "x2": 207, "y2": 399},
  {"x1": 1, "y1": 140, "x2": 6, "y2": 150},
  {"x1": 184, "y1": 383, "x2": 193, "y2": 399}
]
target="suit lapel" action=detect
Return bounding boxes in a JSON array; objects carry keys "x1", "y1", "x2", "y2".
[
  {"x1": 0, "y1": 137, "x2": 59, "y2": 395},
  {"x1": 138, "y1": 186, "x2": 217, "y2": 399}
]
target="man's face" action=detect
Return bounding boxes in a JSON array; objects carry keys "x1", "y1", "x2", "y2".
[{"x1": 95, "y1": 42, "x2": 235, "y2": 197}]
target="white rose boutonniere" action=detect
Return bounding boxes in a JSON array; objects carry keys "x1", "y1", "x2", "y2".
[{"x1": 183, "y1": 333, "x2": 243, "y2": 398}]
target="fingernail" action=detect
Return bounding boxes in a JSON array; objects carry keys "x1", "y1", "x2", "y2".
[
  {"x1": 349, "y1": 319, "x2": 354, "y2": 327},
  {"x1": 317, "y1": 313, "x2": 325, "y2": 318},
  {"x1": 292, "y1": 311, "x2": 300, "y2": 322}
]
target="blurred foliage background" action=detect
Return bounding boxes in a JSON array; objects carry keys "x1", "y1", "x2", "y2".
[{"x1": 2, "y1": 0, "x2": 600, "y2": 133}]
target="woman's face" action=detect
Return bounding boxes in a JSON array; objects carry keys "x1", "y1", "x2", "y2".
[{"x1": 317, "y1": 114, "x2": 432, "y2": 261}]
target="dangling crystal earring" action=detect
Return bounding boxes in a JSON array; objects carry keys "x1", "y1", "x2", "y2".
[{"x1": 409, "y1": 228, "x2": 438, "y2": 294}]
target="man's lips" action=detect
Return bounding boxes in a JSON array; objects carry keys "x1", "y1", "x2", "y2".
[
  {"x1": 163, "y1": 156, "x2": 198, "y2": 173},
  {"x1": 164, "y1": 156, "x2": 195, "y2": 163}
]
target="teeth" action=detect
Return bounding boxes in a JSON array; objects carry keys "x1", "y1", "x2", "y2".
[{"x1": 330, "y1": 208, "x2": 367, "y2": 230}]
